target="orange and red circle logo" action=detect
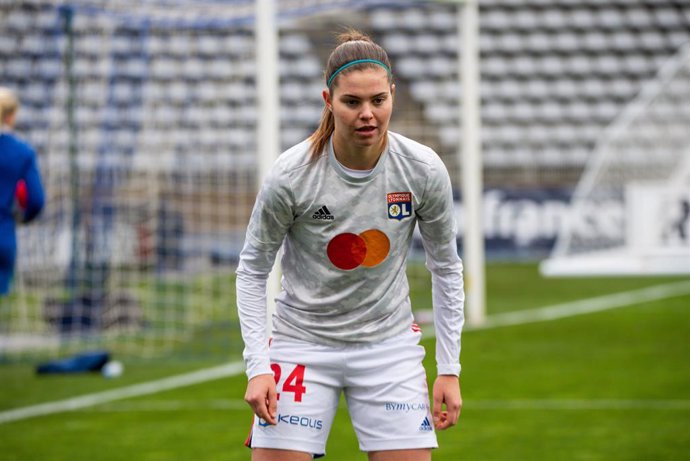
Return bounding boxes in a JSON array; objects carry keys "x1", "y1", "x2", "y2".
[{"x1": 327, "y1": 229, "x2": 390, "y2": 270}]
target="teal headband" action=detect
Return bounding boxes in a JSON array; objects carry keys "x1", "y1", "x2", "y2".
[{"x1": 326, "y1": 59, "x2": 392, "y2": 87}]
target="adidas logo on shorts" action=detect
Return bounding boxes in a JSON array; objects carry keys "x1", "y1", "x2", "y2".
[
  {"x1": 419, "y1": 416, "x2": 433, "y2": 432},
  {"x1": 312, "y1": 205, "x2": 334, "y2": 220}
]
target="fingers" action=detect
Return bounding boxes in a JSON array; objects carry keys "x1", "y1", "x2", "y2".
[
  {"x1": 443, "y1": 396, "x2": 462, "y2": 429},
  {"x1": 433, "y1": 400, "x2": 462, "y2": 430},
  {"x1": 267, "y1": 383, "x2": 278, "y2": 422},
  {"x1": 434, "y1": 410, "x2": 450, "y2": 430},
  {"x1": 245, "y1": 374, "x2": 278, "y2": 425},
  {"x1": 432, "y1": 390, "x2": 444, "y2": 428},
  {"x1": 432, "y1": 375, "x2": 462, "y2": 430}
]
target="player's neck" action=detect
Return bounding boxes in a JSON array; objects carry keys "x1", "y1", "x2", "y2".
[{"x1": 332, "y1": 136, "x2": 386, "y2": 170}]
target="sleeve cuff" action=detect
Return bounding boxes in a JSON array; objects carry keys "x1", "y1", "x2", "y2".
[
  {"x1": 437, "y1": 363, "x2": 461, "y2": 376},
  {"x1": 245, "y1": 358, "x2": 273, "y2": 380}
]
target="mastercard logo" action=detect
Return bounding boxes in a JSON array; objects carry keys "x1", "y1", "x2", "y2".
[{"x1": 327, "y1": 229, "x2": 390, "y2": 270}]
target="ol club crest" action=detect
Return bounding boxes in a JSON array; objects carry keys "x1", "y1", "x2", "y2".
[{"x1": 387, "y1": 192, "x2": 412, "y2": 220}]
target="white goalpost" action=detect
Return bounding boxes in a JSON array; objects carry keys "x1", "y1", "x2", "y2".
[
  {"x1": 457, "y1": 0, "x2": 486, "y2": 325},
  {"x1": 541, "y1": 42, "x2": 690, "y2": 277},
  {"x1": 255, "y1": 0, "x2": 281, "y2": 336}
]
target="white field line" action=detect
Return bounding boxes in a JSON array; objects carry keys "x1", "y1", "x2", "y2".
[
  {"x1": 465, "y1": 279, "x2": 690, "y2": 332},
  {"x1": 82, "y1": 398, "x2": 690, "y2": 412},
  {"x1": 468, "y1": 399, "x2": 690, "y2": 410},
  {"x1": 2, "y1": 280, "x2": 690, "y2": 425},
  {"x1": 86, "y1": 399, "x2": 250, "y2": 412},
  {"x1": 0, "y1": 362, "x2": 244, "y2": 425}
]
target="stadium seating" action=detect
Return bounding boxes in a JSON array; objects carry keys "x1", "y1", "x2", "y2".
[
  {"x1": 2, "y1": 1, "x2": 690, "y2": 179},
  {"x1": 367, "y1": 1, "x2": 690, "y2": 172}
]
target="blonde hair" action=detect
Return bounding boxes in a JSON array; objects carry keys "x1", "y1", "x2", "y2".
[
  {"x1": 0, "y1": 87, "x2": 19, "y2": 125},
  {"x1": 308, "y1": 30, "x2": 393, "y2": 159}
]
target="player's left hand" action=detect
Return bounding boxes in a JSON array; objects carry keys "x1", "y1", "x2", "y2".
[{"x1": 432, "y1": 375, "x2": 462, "y2": 430}]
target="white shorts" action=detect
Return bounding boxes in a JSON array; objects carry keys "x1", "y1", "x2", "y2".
[{"x1": 246, "y1": 326, "x2": 438, "y2": 457}]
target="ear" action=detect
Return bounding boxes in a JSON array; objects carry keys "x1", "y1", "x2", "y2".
[
  {"x1": 390, "y1": 83, "x2": 396, "y2": 100},
  {"x1": 322, "y1": 89, "x2": 332, "y2": 111},
  {"x1": 1, "y1": 112, "x2": 14, "y2": 128}
]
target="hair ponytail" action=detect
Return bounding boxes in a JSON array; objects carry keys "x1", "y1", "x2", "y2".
[{"x1": 308, "y1": 30, "x2": 392, "y2": 160}]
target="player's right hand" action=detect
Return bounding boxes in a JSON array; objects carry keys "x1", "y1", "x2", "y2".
[{"x1": 244, "y1": 374, "x2": 278, "y2": 425}]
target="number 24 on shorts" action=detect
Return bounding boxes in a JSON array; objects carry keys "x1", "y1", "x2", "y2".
[{"x1": 271, "y1": 363, "x2": 307, "y2": 402}]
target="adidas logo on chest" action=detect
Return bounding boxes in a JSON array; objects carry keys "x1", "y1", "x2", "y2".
[{"x1": 312, "y1": 205, "x2": 334, "y2": 220}]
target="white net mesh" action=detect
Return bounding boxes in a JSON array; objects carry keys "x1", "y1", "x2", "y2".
[{"x1": 542, "y1": 43, "x2": 690, "y2": 276}]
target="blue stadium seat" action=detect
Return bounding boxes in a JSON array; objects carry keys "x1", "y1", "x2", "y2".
[
  {"x1": 24, "y1": 82, "x2": 50, "y2": 105},
  {"x1": 35, "y1": 8, "x2": 58, "y2": 30},
  {"x1": 597, "y1": 7, "x2": 626, "y2": 30},
  {"x1": 511, "y1": 102, "x2": 537, "y2": 123},
  {"x1": 513, "y1": 8, "x2": 540, "y2": 31},
  {"x1": 415, "y1": 33, "x2": 441, "y2": 55},
  {"x1": 382, "y1": 32, "x2": 411, "y2": 55},
  {"x1": 439, "y1": 33, "x2": 459, "y2": 55},
  {"x1": 579, "y1": 78, "x2": 607, "y2": 100},
  {"x1": 5, "y1": 10, "x2": 32, "y2": 31},
  {"x1": 396, "y1": 56, "x2": 427, "y2": 79},
  {"x1": 6, "y1": 59, "x2": 32, "y2": 80},
  {"x1": 540, "y1": 9, "x2": 568, "y2": 31},
  {"x1": 538, "y1": 55, "x2": 565, "y2": 77},
  {"x1": 607, "y1": 78, "x2": 637, "y2": 99},
  {"x1": 581, "y1": 31, "x2": 609, "y2": 52},
  {"x1": 553, "y1": 31, "x2": 580, "y2": 53},
  {"x1": 595, "y1": 54, "x2": 623, "y2": 76},
  {"x1": 400, "y1": 9, "x2": 428, "y2": 31},
  {"x1": 438, "y1": 125, "x2": 460, "y2": 148},
  {"x1": 287, "y1": 56, "x2": 321, "y2": 79},
  {"x1": 196, "y1": 36, "x2": 223, "y2": 57},
  {"x1": 639, "y1": 31, "x2": 669, "y2": 51},
  {"x1": 281, "y1": 34, "x2": 311, "y2": 56},
  {"x1": 667, "y1": 30, "x2": 690, "y2": 49},
  {"x1": 622, "y1": 54, "x2": 654, "y2": 75},
  {"x1": 424, "y1": 103, "x2": 456, "y2": 124},
  {"x1": 482, "y1": 56, "x2": 510, "y2": 78},
  {"x1": 168, "y1": 35, "x2": 192, "y2": 57},
  {"x1": 482, "y1": 9, "x2": 510, "y2": 31},
  {"x1": 569, "y1": 7, "x2": 595, "y2": 30},
  {"x1": 653, "y1": 8, "x2": 683, "y2": 28},
  {"x1": 429, "y1": 9, "x2": 455, "y2": 31},
  {"x1": 0, "y1": 33, "x2": 17, "y2": 56},
  {"x1": 281, "y1": 127, "x2": 307, "y2": 149},
  {"x1": 512, "y1": 56, "x2": 538, "y2": 77},
  {"x1": 370, "y1": 9, "x2": 399, "y2": 31},
  {"x1": 626, "y1": 7, "x2": 654, "y2": 28},
  {"x1": 228, "y1": 128, "x2": 253, "y2": 149},
  {"x1": 226, "y1": 34, "x2": 253, "y2": 57},
  {"x1": 281, "y1": 80, "x2": 306, "y2": 103}
]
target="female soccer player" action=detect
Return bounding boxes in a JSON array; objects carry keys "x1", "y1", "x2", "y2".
[
  {"x1": 0, "y1": 87, "x2": 45, "y2": 296},
  {"x1": 237, "y1": 30, "x2": 464, "y2": 461}
]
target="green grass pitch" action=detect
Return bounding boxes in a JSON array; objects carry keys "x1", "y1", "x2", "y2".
[{"x1": 1, "y1": 263, "x2": 689, "y2": 460}]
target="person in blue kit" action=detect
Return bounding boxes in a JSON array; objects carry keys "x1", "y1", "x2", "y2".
[{"x1": 0, "y1": 87, "x2": 45, "y2": 296}]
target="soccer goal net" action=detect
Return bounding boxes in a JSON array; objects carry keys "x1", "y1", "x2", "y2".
[
  {"x1": 2, "y1": 0, "x2": 469, "y2": 360},
  {"x1": 541, "y1": 42, "x2": 690, "y2": 277}
]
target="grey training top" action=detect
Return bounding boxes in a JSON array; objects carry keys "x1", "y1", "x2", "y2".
[{"x1": 237, "y1": 131, "x2": 464, "y2": 378}]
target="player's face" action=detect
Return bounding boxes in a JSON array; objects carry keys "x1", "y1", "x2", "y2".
[{"x1": 324, "y1": 67, "x2": 394, "y2": 157}]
